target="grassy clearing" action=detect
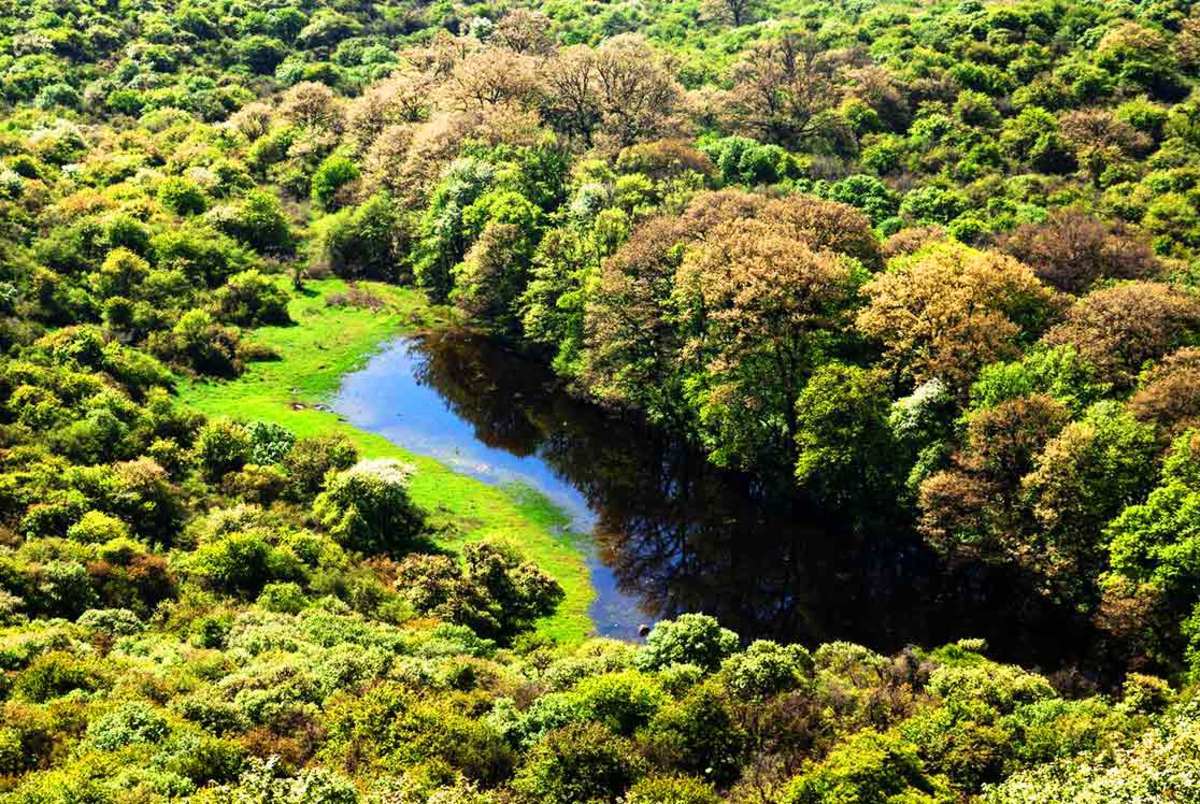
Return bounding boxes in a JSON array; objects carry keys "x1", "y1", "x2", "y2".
[{"x1": 178, "y1": 277, "x2": 594, "y2": 643}]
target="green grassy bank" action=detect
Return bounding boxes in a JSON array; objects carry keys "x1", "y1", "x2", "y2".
[{"x1": 178, "y1": 278, "x2": 594, "y2": 643}]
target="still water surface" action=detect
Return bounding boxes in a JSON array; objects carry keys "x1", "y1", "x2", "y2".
[{"x1": 333, "y1": 330, "x2": 1122, "y2": 675}]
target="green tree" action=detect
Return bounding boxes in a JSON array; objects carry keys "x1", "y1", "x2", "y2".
[{"x1": 795, "y1": 363, "x2": 900, "y2": 508}]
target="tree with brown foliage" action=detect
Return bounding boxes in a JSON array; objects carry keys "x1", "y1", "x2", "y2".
[
  {"x1": 724, "y1": 33, "x2": 848, "y2": 149},
  {"x1": 760, "y1": 194, "x2": 881, "y2": 270},
  {"x1": 996, "y1": 209, "x2": 1160, "y2": 294},
  {"x1": 582, "y1": 214, "x2": 696, "y2": 426},
  {"x1": 582, "y1": 189, "x2": 873, "y2": 444},
  {"x1": 450, "y1": 48, "x2": 541, "y2": 111},
  {"x1": 1042, "y1": 281, "x2": 1200, "y2": 389},
  {"x1": 278, "y1": 81, "x2": 345, "y2": 132},
  {"x1": 702, "y1": 0, "x2": 760, "y2": 26},
  {"x1": 674, "y1": 217, "x2": 855, "y2": 468},
  {"x1": 1020, "y1": 401, "x2": 1158, "y2": 593},
  {"x1": 542, "y1": 35, "x2": 684, "y2": 151},
  {"x1": 616, "y1": 140, "x2": 716, "y2": 182},
  {"x1": 919, "y1": 394, "x2": 1070, "y2": 563},
  {"x1": 1130, "y1": 347, "x2": 1200, "y2": 435},
  {"x1": 881, "y1": 226, "x2": 946, "y2": 260},
  {"x1": 492, "y1": 9, "x2": 556, "y2": 56},
  {"x1": 344, "y1": 71, "x2": 434, "y2": 150}
]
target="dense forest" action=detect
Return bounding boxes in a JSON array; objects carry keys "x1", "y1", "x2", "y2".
[{"x1": 2, "y1": 0, "x2": 1200, "y2": 799}]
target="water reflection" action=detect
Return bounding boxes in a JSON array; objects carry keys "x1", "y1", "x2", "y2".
[{"x1": 340, "y1": 329, "x2": 1127, "y2": 677}]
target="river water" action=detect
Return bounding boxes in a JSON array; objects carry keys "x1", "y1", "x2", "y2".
[{"x1": 333, "y1": 330, "x2": 1125, "y2": 676}]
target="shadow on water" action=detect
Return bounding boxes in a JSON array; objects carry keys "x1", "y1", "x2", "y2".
[{"x1": 335, "y1": 329, "x2": 1130, "y2": 678}]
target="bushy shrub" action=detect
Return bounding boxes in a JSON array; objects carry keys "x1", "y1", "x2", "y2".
[
  {"x1": 310, "y1": 193, "x2": 411, "y2": 281},
  {"x1": 86, "y1": 701, "x2": 170, "y2": 750},
  {"x1": 313, "y1": 459, "x2": 425, "y2": 554},
  {"x1": 311, "y1": 152, "x2": 360, "y2": 210},
  {"x1": 781, "y1": 730, "x2": 950, "y2": 803},
  {"x1": 626, "y1": 774, "x2": 721, "y2": 804},
  {"x1": 152, "y1": 309, "x2": 244, "y2": 377},
  {"x1": 283, "y1": 434, "x2": 358, "y2": 500},
  {"x1": 257, "y1": 582, "x2": 308, "y2": 614},
  {"x1": 187, "y1": 531, "x2": 305, "y2": 596},
  {"x1": 636, "y1": 614, "x2": 740, "y2": 672},
  {"x1": 194, "y1": 419, "x2": 252, "y2": 480},
  {"x1": 209, "y1": 190, "x2": 293, "y2": 253},
  {"x1": 212, "y1": 270, "x2": 290, "y2": 327},
  {"x1": 158, "y1": 177, "x2": 208, "y2": 216},
  {"x1": 512, "y1": 722, "x2": 646, "y2": 803},
  {"x1": 720, "y1": 640, "x2": 813, "y2": 699},
  {"x1": 246, "y1": 421, "x2": 297, "y2": 465},
  {"x1": 640, "y1": 685, "x2": 746, "y2": 786},
  {"x1": 76, "y1": 607, "x2": 143, "y2": 637},
  {"x1": 66, "y1": 510, "x2": 130, "y2": 544},
  {"x1": 14, "y1": 651, "x2": 102, "y2": 702},
  {"x1": 396, "y1": 541, "x2": 563, "y2": 641}
]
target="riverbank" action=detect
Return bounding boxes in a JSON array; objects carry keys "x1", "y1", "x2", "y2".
[{"x1": 178, "y1": 277, "x2": 595, "y2": 643}]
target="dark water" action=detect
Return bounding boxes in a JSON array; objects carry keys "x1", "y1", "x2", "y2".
[{"x1": 334, "y1": 330, "x2": 1124, "y2": 676}]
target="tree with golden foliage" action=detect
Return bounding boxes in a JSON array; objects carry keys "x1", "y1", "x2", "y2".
[
  {"x1": 856, "y1": 243, "x2": 1058, "y2": 394},
  {"x1": 581, "y1": 188, "x2": 876, "y2": 453},
  {"x1": 1130, "y1": 347, "x2": 1200, "y2": 435},
  {"x1": 760, "y1": 194, "x2": 882, "y2": 269}
]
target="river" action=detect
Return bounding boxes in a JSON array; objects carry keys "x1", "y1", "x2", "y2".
[{"x1": 333, "y1": 330, "x2": 1127, "y2": 678}]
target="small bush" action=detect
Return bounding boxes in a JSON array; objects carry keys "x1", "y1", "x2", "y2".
[
  {"x1": 158, "y1": 177, "x2": 208, "y2": 216},
  {"x1": 66, "y1": 511, "x2": 130, "y2": 544},
  {"x1": 313, "y1": 459, "x2": 425, "y2": 555},
  {"x1": 637, "y1": 614, "x2": 740, "y2": 672}
]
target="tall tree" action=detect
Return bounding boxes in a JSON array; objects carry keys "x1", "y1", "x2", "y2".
[
  {"x1": 857, "y1": 243, "x2": 1058, "y2": 395},
  {"x1": 673, "y1": 217, "x2": 854, "y2": 470}
]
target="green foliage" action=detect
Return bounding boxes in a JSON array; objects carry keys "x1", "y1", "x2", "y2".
[
  {"x1": 194, "y1": 419, "x2": 252, "y2": 481},
  {"x1": 312, "y1": 459, "x2": 425, "y2": 554},
  {"x1": 795, "y1": 363, "x2": 900, "y2": 510},
  {"x1": 210, "y1": 190, "x2": 293, "y2": 253},
  {"x1": 311, "y1": 193, "x2": 410, "y2": 282},
  {"x1": 86, "y1": 702, "x2": 169, "y2": 750},
  {"x1": 1, "y1": 0, "x2": 1200, "y2": 799},
  {"x1": 213, "y1": 270, "x2": 291, "y2": 327},
  {"x1": 513, "y1": 722, "x2": 646, "y2": 803},
  {"x1": 310, "y1": 152, "x2": 360, "y2": 211},
  {"x1": 158, "y1": 177, "x2": 209, "y2": 216},
  {"x1": 66, "y1": 511, "x2": 130, "y2": 544},
  {"x1": 626, "y1": 774, "x2": 721, "y2": 804},
  {"x1": 396, "y1": 541, "x2": 563, "y2": 641},
  {"x1": 637, "y1": 614, "x2": 739, "y2": 672},
  {"x1": 282, "y1": 434, "x2": 358, "y2": 500},
  {"x1": 781, "y1": 730, "x2": 951, "y2": 803},
  {"x1": 186, "y1": 530, "x2": 304, "y2": 596},
  {"x1": 719, "y1": 639, "x2": 813, "y2": 699}
]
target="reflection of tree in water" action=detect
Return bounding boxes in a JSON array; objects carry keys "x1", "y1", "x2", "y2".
[{"x1": 411, "y1": 329, "x2": 1130, "y2": 677}]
